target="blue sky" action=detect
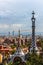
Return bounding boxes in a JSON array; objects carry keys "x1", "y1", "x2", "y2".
[{"x1": 0, "y1": 0, "x2": 43, "y2": 33}]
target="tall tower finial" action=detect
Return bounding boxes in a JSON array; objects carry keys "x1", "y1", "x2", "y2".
[
  {"x1": 32, "y1": 11, "x2": 35, "y2": 15},
  {"x1": 31, "y1": 11, "x2": 35, "y2": 21},
  {"x1": 30, "y1": 11, "x2": 38, "y2": 53}
]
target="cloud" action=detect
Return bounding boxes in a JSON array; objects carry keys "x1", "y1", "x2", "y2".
[
  {"x1": 11, "y1": 24, "x2": 22, "y2": 28},
  {"x1": 0, "y1": 0, "x2": 12, "y2": 2},
  {"x1": 0, "y1": 24, "x2": 9, "y2": 29},
  {"x1": 0, "y1": 23, "x2": 32, "y2": 33},
  {"x1": 0, "y1": 10, "x2": 13, "y2": 17},
  {"x1": 0, "y1": 24, "x2": 23, "y2": 31},
  {"x1": 0, "y1": 0, "x2": 43, "y2": 33}
]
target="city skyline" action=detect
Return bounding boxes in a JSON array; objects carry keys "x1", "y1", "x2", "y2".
[{"x1": 0, "y1": 0, "x2": 43, "y2": 33}]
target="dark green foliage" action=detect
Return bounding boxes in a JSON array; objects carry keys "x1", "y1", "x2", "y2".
[{"x1": 26, "y1": 53, "x2": 43, "y2": 65}]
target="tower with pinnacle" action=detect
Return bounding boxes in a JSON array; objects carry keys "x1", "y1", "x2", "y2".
[{"x1": 30, "y1": 11, "x2": 38, "y2": 53}]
